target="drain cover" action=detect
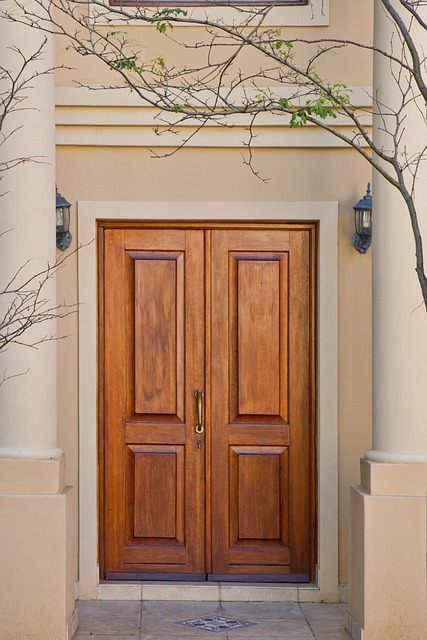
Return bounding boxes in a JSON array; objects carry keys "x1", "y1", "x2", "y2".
[{"x1": 175, "y1": 614, "x2": 256, "y2": 633}]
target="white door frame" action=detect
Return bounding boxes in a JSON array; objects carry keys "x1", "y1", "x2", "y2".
[{"x1": 77, "y1": 200, "x2": 338, "y2": 602}]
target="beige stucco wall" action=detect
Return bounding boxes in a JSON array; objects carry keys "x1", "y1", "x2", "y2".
[{"x1": 54, "y1": 0, "x2": 374, "y2": 590}]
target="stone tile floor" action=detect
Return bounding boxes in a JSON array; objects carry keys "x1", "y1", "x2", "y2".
[{"x1": 75, "y1": 600, "x2": 351, "y2": 640}]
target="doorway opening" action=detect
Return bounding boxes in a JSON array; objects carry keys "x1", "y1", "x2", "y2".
[{"x1": 98, "y1": 221, "x2": 317, "y2": 582}]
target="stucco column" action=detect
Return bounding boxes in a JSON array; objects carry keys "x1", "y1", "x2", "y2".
[
  {"x1": 0, "y1": 7, "x2": 77, "y2": 640},
  {"x1": 368, "y1": 0, "x2": 427, "y2": 464},
  {"x1": 0, "y1": 3, "x2": 61, "y2": 459},
  {"x1": 347, "y1": 2, "x2": 427, "y2": 639}
]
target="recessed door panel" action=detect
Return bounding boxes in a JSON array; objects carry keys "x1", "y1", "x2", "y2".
[
  {"x1": 130, "y1": 445, "x2": 184, "y2": 541},
  {"x1": 237, "y1": 260, "x2": 281, "y2": 416},
  {"x1": 228, "y1": 251, "x2": 289, "y2": 425},
  {"x1": 229, "y1": 446, "x2": 289, "y2": 542},
  {"x1": 134, "y1": 257, "x2": 184, "y2": 418}
]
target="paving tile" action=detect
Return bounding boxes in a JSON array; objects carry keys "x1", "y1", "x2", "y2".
[
  {"x1": 75, "y1": 636, "x2": 137, "y2": 640},
  {"x1": 142, "y1": 636, "x2": 225, "y2": 640},
  {"x1": 221, "y1": 602, "x2": 304, "y2": 620},
  {"x1": 142, "y1": 602, "x2": 222, "y2": 617},
  {"x1": 301, "y1": 603, "x2": 347, "y2": 620},
  {"x1": 98, "y1": 583, "x2": 142, "y2": 601},
  {"x1": 73, "y1": 598, "x2": 351, "y2": 640},
  {"x1": 309, "y1": 622, "x2": 349, "y2": 635},
  {"x1": 313, "y1": 631, "x2": 350, "y2": 640},
  {"x1": 143, "y1": 583, "x2": 220, "y2": 601},
  {"x1": 77, "y1": 600, "x2": 141, "y2": 635},
  {"x1": 219, "y1": 585, "x2": 299, "y2": 602},
  {"x1": 228, "y1": 632, "x2": 314, "y2": 640},
  {"x1": 301, "y1": 606, "x2": 348, "y2": 639},
  {"x1": 297, "y1": 587, "x2": 323, "y2": 603},
  {"x1": 225, "y1": 617, "x2": 314, "y2": 638}
]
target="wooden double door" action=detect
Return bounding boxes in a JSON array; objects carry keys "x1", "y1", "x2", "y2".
[{"x1": 99, "y1": 222, "x2": 316, "y2": 581}]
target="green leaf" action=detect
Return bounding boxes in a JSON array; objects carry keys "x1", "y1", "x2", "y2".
[
  {"x1": 153, "y1": 7, "x2": 188, "y2": 32},
  {"x1": 111, "y1": 57, "x2": 144, "y2": 73}
]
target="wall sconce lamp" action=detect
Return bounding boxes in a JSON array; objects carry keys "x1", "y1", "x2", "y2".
[
  {"x1": 352, "y1": 183, "x2": 372, "y2": 254},
  {"x1": 56, "y1": 188, "x2": 72, "y2": 251}
]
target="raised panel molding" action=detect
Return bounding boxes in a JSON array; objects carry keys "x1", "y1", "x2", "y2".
[
  {"x1": 130, "y1": 444, "x2": 184, "y2": 543},
  {"x1": 134, "y1": 254, "x2": 184, "y2": 418},
  {"x1": 229, "y1": 446, "x2": 289, "y2": 545}
]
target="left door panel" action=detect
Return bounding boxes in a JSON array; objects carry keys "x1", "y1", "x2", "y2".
[{"x1": 101, "y1": 228, "x2": 205, "y2": 579}]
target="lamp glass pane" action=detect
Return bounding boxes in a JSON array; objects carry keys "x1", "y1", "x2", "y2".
[
  {"x1": 355, "y1": 209, "x2": 372, "y2": 236},
  {"x1": 56, "y1": 207, "x2": 64, "y2": 230},
  {"x1": 63, "y1": 207, "x2": 70, "y2": 231},
  {"x1": 361, "y1": 210, "x2": 371, "y2": 230}
]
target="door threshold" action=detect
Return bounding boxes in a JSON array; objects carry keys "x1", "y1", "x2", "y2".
[{"x1": 95, "y1": 580, "x2": 322, "y2": 603}]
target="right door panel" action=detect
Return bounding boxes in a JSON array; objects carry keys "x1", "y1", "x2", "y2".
[{"x1": 210, "y1": 229, "x2": 314, "y2": 580}]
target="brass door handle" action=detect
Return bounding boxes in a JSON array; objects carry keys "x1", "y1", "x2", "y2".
[{"x1": 195, "y1": 389, "x2": 204, "y2": 434}]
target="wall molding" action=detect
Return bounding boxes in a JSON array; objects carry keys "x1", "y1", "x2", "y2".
[
  {"x1": 77, "y1": 200, "x2": 339, "y2": 601},
  {"x1": 89, "y1": 0, "x2": 329, "y2": 28},
  {"x1": 55, "y1": 85, "x2": 372, "y2": 149}
]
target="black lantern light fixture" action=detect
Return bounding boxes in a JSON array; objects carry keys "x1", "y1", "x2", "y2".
[
  {"x1": 56, "y1": 187, "x2": 72, "y2": 251},
  {"x1": 352, "y1": 183, "x2": 373, "y2": 254}
]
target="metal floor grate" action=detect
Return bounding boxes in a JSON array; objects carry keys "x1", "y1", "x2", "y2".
[{"x1": 175, "y1": 614, "x2": 257, "y2": 633}]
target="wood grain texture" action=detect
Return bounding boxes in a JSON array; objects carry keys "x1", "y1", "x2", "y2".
[
  {"x1": 211, "y1": 229, "x2": 310, "y2": 577},
  {"x1": 132, "y1": 445, "x2": 184, "y2": 540},
  {"x1": 99, "y1": 222, "x2": 316, "y2": 581},
  {"x1": 101, "y1": 227, "x2": 205, "y2": 575},
  {"x1": 288, "y1": 230, "x2": 311, "y2": 575},
  {"x1": 135, "y1": 258, "x2": 179, "y2": 415},
  {"x1": 237, "y1": 260, "x2": 280, "y2": 416},
  {"x1": 233, "y1": 448, "x2": 282, "y2": 540},
  {"x1": 103, "y1": 228, "x2": 126, "y2": 573},
  {"x1": 229, "y1": 251, "x2": 289, "y2": 424}
]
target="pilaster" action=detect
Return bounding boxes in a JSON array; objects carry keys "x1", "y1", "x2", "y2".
[
  {"x1": 0, "y1": 5, "x2": 77, "y2": 638},
  {"x1": 347, "y1": 461, "x2": 427, "y2": 640},
  {"x1": 0, "y1": 458, "x2": 77, "y2": 639},
  {"x1": 347, "y1": 2, "x2": 427, "y2": 637}
]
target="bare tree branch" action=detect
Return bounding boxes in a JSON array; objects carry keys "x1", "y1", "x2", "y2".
[
  {"x1": 0, "y1": 241, "x2": 82, "y2": 353},
  {"x1": 0, "y1": 38, "x2": 59, "y2": 187},
  {"x1": 4, "y1": 0, "x2": 427, "y2": 307}
]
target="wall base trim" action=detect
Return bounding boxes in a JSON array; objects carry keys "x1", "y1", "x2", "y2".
[
  {"x1": 66, "y1": 607, "x2": 79, "y2": 640},
  {"x1": 346, "y1": 611, "x2": 363, "y2": 640},
  {"x1": 339, "y1": 584, "x2": 348, "y2": 603}
]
